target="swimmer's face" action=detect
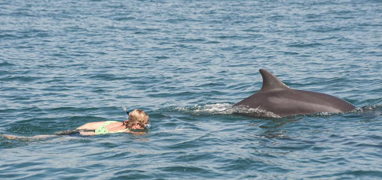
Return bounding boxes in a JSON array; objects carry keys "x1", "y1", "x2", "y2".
[
  {"x1": 124, "y1": 120, "x2": 145, "y2": 130},
  {"x1": 130, "y1": 122, "x2": 145, "y2": 130}
]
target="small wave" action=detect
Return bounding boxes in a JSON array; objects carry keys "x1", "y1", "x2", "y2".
[
  {"x1": 351, "y1": 105, "x2": 382, "y2": 116},
  {"x1": 172, "y1": 104, "x2": 382, "y2": 118},
  {"x1": 0, "y1": 61, "x2": 15, "y2": 67},
  {"x1": 356, "y1": 105, "x2": 382, "y2": 111},
  {"x1": 305, "y1": 111, "x2": 340, "y2": 118},
  {"x1": 304, "y1": 105, "x2": 382, "y2": 118},
  {"x1": 233, "y1": 105, "x2": 282, "y2": 118},
  {"x1": 174, "y1": 103, "x2": 281, "y2": 118},
  {"x1": 174, "y1": 103, "x2": 234, "y2": 115}
]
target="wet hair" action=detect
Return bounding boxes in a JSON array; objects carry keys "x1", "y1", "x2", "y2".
[{"x1": 126, "y1": 109, "x2": 149, "y2": 128}]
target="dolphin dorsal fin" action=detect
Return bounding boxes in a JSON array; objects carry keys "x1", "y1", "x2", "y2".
[{"x1": 259, "y1": 69, "x2": 289, "y2": 91}]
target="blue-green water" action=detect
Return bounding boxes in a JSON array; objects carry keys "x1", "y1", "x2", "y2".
[{"x1": 1, "y1": 0, "x2": 382, "y2": 179}]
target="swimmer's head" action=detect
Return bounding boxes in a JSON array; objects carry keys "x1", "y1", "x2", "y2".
[{"x1": 124, "y1": 109, "x2": 150, "y2": 130}]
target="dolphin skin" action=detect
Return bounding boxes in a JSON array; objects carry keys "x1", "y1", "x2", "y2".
[{"x1": 234, "y1": 69, "x2": 355, "y2": 117}]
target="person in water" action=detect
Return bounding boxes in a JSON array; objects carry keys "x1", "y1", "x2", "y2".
[
  {"x1": 2, "y1": 109, "x2": 150, "y2": 139},
  {"x1": 73, "y1": 109, "x2": 150, "y2": 135}
]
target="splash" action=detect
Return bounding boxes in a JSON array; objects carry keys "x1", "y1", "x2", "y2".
[
  {"x1": 173, "y1": 104, "x2": 382, "y2": 118},
  {"x1": 196, "y1": 103, "x2": 239, "y2": 115},
  {"x1": 174, "y1": 103, "x2": 281, "y2": 118},
  {"x1": 351, "y1": 105, "x2": 382, "y2": 117},
  {"x1": 174, "y1": 103, "x2": 234, "y2": 115}
]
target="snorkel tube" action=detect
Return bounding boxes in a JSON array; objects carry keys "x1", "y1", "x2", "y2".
[{"x1": 122, "y1": 106, "x2": 129, "y2": 115}]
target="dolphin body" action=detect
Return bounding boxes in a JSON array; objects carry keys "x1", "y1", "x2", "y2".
[{"x1": 234, "y1": 69, "x2": 355, "y2": 117}]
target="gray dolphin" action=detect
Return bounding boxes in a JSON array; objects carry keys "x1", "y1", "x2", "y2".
[{"x1": 234, "y1": 69, "x2": 355, "y2": 117}]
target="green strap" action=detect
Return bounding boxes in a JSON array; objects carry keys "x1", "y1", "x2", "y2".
[{"x1": 95, "y1": 121, "x2": 129, "y2": 135}]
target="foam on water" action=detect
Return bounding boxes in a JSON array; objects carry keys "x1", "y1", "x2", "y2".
[{"x1": 175, "y1": 103, "x2": 382, "y2": 119}]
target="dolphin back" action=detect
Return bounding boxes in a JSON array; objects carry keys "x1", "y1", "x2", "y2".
[{"x1": 235, "y1": 69, "x2": 356, "y2": 117}]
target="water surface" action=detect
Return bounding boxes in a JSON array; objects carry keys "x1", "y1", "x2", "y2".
[{"x1": 1, "y1": 0, "x2": 382, "y2": 179}]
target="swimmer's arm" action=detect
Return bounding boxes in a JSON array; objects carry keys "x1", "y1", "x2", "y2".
[
  {"x1": 54, "y1": 129, "x2": 95, "y2": 136},
  {"x1": 1, "y1": 134, "x2": 56, "y2": 140},
  {"x1": 78, "y1": 131, "x2": 96, "y2": 136}
]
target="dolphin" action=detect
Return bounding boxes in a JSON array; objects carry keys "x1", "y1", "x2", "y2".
[{"x1": 234, "y1": 69, "x2": 355, "y2": 117}]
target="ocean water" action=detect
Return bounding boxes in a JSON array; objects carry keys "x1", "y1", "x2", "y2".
[{"x1": 1, "y1": 0, "x2": 382, "y2": 179}]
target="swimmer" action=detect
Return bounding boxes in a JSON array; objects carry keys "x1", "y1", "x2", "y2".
[
  {"x1": 1, "y1": 109, "x2": 150, "y2": 140},
  {"x1": 73, "y1": 109, "x2": 150, "y2": 135}
]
